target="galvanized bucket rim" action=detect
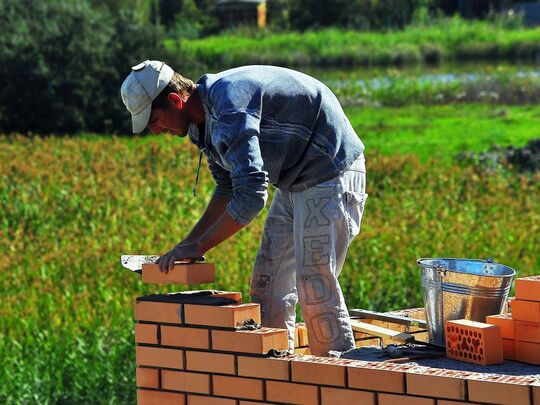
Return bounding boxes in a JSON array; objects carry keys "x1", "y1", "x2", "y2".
[{"x1": 417, "y1": 257, "x2": 516, "y2": 278}]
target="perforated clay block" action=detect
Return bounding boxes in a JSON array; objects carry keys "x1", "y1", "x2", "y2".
[{"x1": 445, "y1": 319, "x2": 503, "y2": 365}]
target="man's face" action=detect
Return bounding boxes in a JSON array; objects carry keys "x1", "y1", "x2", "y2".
[{"x1": 147, "y1": 97, "x2": 189, "y2": 136}]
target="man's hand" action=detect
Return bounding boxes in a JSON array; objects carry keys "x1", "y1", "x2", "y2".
[{"x1": 156, "y1": 240, "x2": 205, "y2": 274}]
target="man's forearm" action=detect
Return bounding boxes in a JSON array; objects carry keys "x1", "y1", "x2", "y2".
[
  {"x1": 185, "y1": 194, "x2": 232, "y2": 241},
  {"x1": 196, "y1": 209, "x2": 245, "y2": 254}
]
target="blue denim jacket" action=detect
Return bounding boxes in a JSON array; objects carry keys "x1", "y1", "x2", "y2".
[{"x1": 188, "y1": 65, "x2": 364, "y2": 225}]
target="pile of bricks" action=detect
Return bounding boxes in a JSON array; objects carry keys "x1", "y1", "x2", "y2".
[{"x1": 487, "y1": 275, "x2": 540, "y2": 365}]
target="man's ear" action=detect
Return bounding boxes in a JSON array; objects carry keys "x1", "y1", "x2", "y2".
[{"x1": 167, "y1": 93, "x2": 184, "y2": 110}]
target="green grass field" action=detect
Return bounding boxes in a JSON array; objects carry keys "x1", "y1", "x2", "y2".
[
  {"x1": 1, "y1": 104, "x2": 539, "y2": 403},
  {"x1": 169, "y1": 18, "x2": 540, "y2": 69}
]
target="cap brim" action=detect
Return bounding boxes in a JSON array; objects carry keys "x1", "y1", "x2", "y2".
[{"x1": 131, "y1": 104, "x2": 152, "y2": 133}]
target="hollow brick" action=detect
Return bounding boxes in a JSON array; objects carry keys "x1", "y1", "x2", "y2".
[
  {"x1": 445, "y1": 319, "x2": 503, "y2": 365},
  {"x1": 213, "y1": 375, "x2": 264, "y2": 401},
  {"x1": 137, "y1": 389, "x2": 186, "y2": 405},
  {"x1": 184, "y1": 303, "x2": 261, "y2": 328}
]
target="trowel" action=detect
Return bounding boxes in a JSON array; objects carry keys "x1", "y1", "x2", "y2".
[{"x1": 120, "y1": 255, "x2": 206, "y2": 274}]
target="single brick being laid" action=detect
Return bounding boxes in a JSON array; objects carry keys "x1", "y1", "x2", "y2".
[
  {"x1": 141, "y1": 262, "x2": 215, "y2": 285},
  {"x1": 445, "y1": 319, "x2": 503, "y2": 365},
  {"x1": 486, "y1": 313, "x2": 514, "y2": 339},
  {"x1": 515, "y1": 275, "x2": 540, "y2": 301}
]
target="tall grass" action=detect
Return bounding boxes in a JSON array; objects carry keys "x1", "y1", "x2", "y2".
[
  {"x1": 167, "y1": 18, "x2": 540, "y2": 69},
  {"x1": 1, "y1": 130, "x2": 538, "y2": 402}
]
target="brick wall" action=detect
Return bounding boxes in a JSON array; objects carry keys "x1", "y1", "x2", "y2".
[{"x1": 134, "y1": 291, "x2": 539, "y2": 405}]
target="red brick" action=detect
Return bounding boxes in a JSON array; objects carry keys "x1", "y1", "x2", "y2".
[
  {"x1": 161, "y1": 326, "x2": 210, "y2": 349},
  {"x1": 237, "y1": 355, "x2": 290, "y2": 380},
  {"x1": 321, "y1": 387, "x2": 375, "y2": 405},
  {"x1": 468, "y1": 377, "x2": 532, "y2": 404},
  {"x1": 515, "y1": 320, "x2": 540, "y2": 343},
  {"x1": 213, "y1": 375, "x2": 264, "y2": 401},
  {"x1": 135, "y1": 300, "x2": 182, "y2": 324},
  {"x1": 486, "y1": 314, "x2": 514, "y2": 339},
  {"x1": 406, "y1": 369, "x2": 466, "y2": 400},
  {"x1": 511, "y1": 300, "x2": 540, "y2": 322},
  {"x1": 515, "y1": 340, "x2": 540, "y2": 365},
  {"x1": 436, "y1": 401, "x2": 473, "y2": 405},
  {"x1": 516, "y1": 276, "x2": 540, "y2": 301},
  {"x1": 445, "y1": 319, "x2": 503, "y2": 365},
  {"x1": 161, "y1": 370, "x2": 211, "y2": 394},
  {"x1": 502, "y1": 338, "x2": 515, "y2": 360},
  {"x1": 142, "y1": 263, "x2": 215, "y2": 285},
  {"x1": 186, "y1": 394, "x2": 236, "y2": 405},
  {"x1": 212, "y1": 327, "x2": 288, "y2": 354},
  {"x1": 378, "y1": 393, "x2": 435, "y2": 405},
  {"x1": 266, "y1": 380, "x2": 319, "y2": 405},
  {"x1": 291, "y1": 356, "x2": 347, "y2": 387},
  {"x1": 136, "y1": 367, "x2": 159, "y2": 389},
  {"x1": 184, "y1": 303, "x2": 261, "y2": 328},
  {"x1": 136, "y1": 346, "x2": 184, "y2": 369},
  {"x1": 137, "y1": 389, "x2": 185, "y2": 405},
  {"x1": 348, "y1": 363, "x2": 405, "y2": 393},
  {"x1": 185, "y1": 351, "x2": 235, "y2": 374},
  {"x1": 135, "y1": 323, "x2": 159, "y2": 344}
]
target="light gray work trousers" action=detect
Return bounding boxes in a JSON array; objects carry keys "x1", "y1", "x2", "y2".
[{"x1": 250, "y1": 155, "x2": 368, "y2": 356}]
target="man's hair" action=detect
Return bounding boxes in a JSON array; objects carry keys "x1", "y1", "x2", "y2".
[{"x1": 152, "y1": 71, "x2": 197, "y2": 110}]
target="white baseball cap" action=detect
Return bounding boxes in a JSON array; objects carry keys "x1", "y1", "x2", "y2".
[{"x1": 120, "y1": 60, "x2": 174, "y2": 133}]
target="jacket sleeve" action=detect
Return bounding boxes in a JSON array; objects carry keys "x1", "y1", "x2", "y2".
[{"x1": 212, "y1": 110, "x2": 269, "y2": 225}]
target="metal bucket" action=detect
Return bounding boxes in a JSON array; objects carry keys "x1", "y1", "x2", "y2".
[{"x1": 417, "y1": 257, "x2": 515, "y2": 347}]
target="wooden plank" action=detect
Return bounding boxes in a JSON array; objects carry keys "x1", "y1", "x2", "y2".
[
  {"x1": 349, "y1": 319, "x2": 415, "y2": 343},
  {"x1": 349, "y1": 309, "x2": 427, "y2": 329}
]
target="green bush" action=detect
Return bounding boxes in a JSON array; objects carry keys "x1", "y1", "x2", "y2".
[{"x1": 0, "y1": 0, "x2": 168, "y2": 134}]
